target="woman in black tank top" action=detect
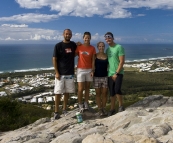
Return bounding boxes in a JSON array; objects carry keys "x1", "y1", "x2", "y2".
[{"x1": 93, "y1": 42, "x2": 108, "y2": 116}]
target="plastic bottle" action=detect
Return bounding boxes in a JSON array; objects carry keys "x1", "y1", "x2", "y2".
[{"x1": 76, "y1": 112, "x2": 83, "y2": 123}]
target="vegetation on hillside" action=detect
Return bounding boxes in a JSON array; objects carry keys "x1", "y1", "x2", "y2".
[
  {"x1": 122, "y1": 71, "x2": 173, "y2": 97},
  {"x1": 0, "y1": 97, "x2": 52, "y2": 132},
  {"x1": 1, "y1": 71, "x2": 173, "y2": 132}
]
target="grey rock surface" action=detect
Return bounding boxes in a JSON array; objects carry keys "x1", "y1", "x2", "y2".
[{"x1": 1, "y1": 95, "x2": 173, "y2": 143}]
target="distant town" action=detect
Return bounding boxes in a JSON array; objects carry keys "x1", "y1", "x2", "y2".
[
  {"x1": 0, "y1": 71, "x2": 96, "y2": 110},
  {"x1": 124, "y1": 58, "x2": 173, "y2": 72},
  {"x1": 0, "y1": 58, "x2": 173, "y2": 110}
]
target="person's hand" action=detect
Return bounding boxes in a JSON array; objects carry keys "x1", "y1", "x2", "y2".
[
  {"x1": 55, "y1": 73, "x2": 60, "y2": 80},
  {"x1": 76, "y1": 41, "x2": 82, "y2": 46},
  {"x1": 90, "y1": 71, "x2": 94, "y2": 77},
  {"x1": 112, "y1": 74, "x2": 117, "y2": 81}
]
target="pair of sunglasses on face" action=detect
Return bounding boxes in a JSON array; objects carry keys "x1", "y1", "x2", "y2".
[{"x1": 104, "y1": 34, "x2": 113, "y2": 39}]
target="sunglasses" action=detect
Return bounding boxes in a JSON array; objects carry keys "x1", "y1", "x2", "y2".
[{"x1": 104, "y1": 35, "x2": 113, "y2": 39}]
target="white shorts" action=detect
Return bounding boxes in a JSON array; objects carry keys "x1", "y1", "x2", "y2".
[
  {"x1": 54, "y1": 75, "x2": 75, "y2": 94},
  {"x1": 77, "y1": 68, "x2": 93, "y2": 82}
]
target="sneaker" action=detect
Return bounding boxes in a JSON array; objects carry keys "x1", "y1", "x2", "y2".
[
  {"x1": 54, "y1": 112, "x2": 60, "y2": 120},
  {"x1": 84, "y1": 102, "x2": 89, "y2": 110},
  {"x1": 118, "y1": 106, "x2": 125, "y2": 112},
  {"x1": 62, "y1": 110, "x2": 68, "y2": 116},
  {"x1": 108, "y1": 109, "x2": 116, "y2": 117},
  {"x1": 78, "y1": 103, "x2": 84, "y2": 113},
  {"x1": 102, "y1": 108, "x2": 108, "y2": 116}
]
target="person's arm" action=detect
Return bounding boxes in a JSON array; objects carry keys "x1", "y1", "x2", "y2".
[
  {"x1": 53, "y1": 57, "x2": 60, "y2": 80},
  {"x1": 116, "y1": 55, "x2": 125, "y2": 74},
  {"x1": 76, "y1": 41, "x2": 82, "y2": 46},
  {"x1": 90, "y1": 54, "x2": 95, "y2": 77},
  {"x1": 75, "y1": 52, "x2": 78, "y2": 57},
  {"x1": 75, "y1": 45, "x2": 79, "y2": 57},
  {"x1": 112, "y1": 55, "x2": 125, "y2": 80}
]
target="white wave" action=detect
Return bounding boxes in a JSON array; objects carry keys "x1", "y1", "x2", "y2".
[
  {"x1": 125, "y1": 56, "x2": 173, "y2": 63},
  {"x1": 13, "y1": 67, "x2": 54, "y2": 73}
]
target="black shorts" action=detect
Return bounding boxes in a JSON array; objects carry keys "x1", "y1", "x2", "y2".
[{"x1": 108, "y1": 74, "x2": 123, "y2": 96}]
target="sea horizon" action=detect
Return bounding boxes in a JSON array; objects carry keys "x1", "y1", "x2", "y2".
[{"x1": 0, "y1": 43, "x2": 173, "y2": 73}]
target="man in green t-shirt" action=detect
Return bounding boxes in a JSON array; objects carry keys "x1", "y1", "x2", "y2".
[{"x1": 105, "y1": 32, "x2": 125, "y2": 116}]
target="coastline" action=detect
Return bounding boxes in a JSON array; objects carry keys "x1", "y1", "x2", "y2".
[
  {"x1": 0, "y1": 56, "x2": 173, "y2": 74},
  {"x1": 0, "y1": 69, "x2": 55, "y2": 78}
]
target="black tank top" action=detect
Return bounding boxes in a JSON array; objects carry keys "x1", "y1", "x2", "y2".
[{"x1": 94, "y1": 58, "x2": 108, "y2": 77}]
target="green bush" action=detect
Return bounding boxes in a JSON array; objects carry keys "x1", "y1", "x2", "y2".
[
  {"x1": 0, "y1": 97, "x2": 52, "y2": 131},
  {"x1": 0, "y1": 97, "x2": 21, "y2": 131}
]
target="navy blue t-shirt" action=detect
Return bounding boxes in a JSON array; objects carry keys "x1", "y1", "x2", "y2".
[
  {"x1": 94, "y1": 58, "x2": 108, "y2": 77},
  {"x1": 53, "y1": 41, "x2": 77, "y2": 75}
]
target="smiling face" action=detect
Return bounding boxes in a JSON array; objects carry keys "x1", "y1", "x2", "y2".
[
  {"x1": 83, "y1": 34, "x2": 91, "y2": 45},
  {"x1": 97, "y1": 42, "x2": 105, "y2": 53},
  {"x1": 105, "y1": 35, "x2": 114, "y2": 45},
  {"x1": 63, "y1": 29, "x2": 72, "y2": 42}
]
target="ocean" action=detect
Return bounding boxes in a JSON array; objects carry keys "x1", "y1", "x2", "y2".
[{"x1": 0, "y1": 43, "x2": 173, "y2": 73}]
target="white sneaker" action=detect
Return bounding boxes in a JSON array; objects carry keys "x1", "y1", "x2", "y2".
[
  {"x1": 62, "y1": 110, "x2": 68, "y2": 116},
  {"x1": 78, "y1": 103, "x2": 84, "y2": 113},
  {"x1": 84, "y1": 102, "x2": 89, "y2": 110}
]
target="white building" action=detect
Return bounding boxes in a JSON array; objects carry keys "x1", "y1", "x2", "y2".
[
  {"x1": 38, "y1": 98, "x2": 44, "y2": 103},
  {"x1": 0, "y1": 91, "x2": 7, "y2": 96},
  {"x1": 31, "y1": 97, "x2": 37, "y2": 103},
  {"x1": 46, "y1": 96, "x2": 54, "y2": 102}
]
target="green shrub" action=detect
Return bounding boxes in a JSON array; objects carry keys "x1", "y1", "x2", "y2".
[{"x1": 0, "y1": 97, "x2": 52, "y2": 131}]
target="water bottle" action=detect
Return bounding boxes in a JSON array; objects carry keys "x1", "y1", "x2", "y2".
[{"x1": 76, "y1": 112, "x2": 83, "y2": 123}]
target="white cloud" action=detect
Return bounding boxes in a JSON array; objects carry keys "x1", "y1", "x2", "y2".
[
  {"x1": 137, "y1": 14, "x2": 145, "y2": 17},
  {"x1": 0, "y1": 24, "x2": 86, "y2": 43},
  {"x1": 0, "y1": 23, "x2": 172, "y2": 43},
  {"x1": 0, "y1": 24, "x2": 61, "y2": 42},
  {"x1": 15, "y1": 0, "x2": 173, "y2": 19},
  {"x1": 0, "y1": 13, "x2": 58, "y2": 23},
  {"x1": 5, "y1": 37, "x2": 15, "y2": 41},
  {"x1": 0, "y1": 0, "x2": 171, "y2": 25},
  {"x1": 2, "y1": 24, "x2": 28, "y2": 27}
]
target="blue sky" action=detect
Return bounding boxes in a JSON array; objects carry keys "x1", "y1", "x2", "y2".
[{"x1": 0, "y1": 0, "x2": 173, "y2": 44}]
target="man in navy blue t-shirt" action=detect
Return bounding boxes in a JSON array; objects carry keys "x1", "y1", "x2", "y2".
[{"x1": 53, "y1": 29, "x2": 77, "y2": 119}]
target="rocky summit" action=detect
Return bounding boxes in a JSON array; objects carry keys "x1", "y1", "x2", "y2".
[{"x1": 1, "y1": 95, "x2": 173, "y2": 143}]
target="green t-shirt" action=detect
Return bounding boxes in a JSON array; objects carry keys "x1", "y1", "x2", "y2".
[{"x1": 106, "y1": 44, "x2": 125, "y2": 76}]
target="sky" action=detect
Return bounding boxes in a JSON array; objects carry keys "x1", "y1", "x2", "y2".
[{"x1": 0, "y1": 0, "x2": 173, "y2": 44}]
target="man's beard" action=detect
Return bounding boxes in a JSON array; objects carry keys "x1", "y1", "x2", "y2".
[{"x1": 65, "y1": 38, "x2": 70, "y2": 41}]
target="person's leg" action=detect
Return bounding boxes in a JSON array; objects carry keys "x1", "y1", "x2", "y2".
[
  {"x1": 101, "y1": 87, "x2": 108, "y2": 116},
  {"x1": 95, "y1": 88, "x2": 101, "y2": 109},
  {"x1": 101, "y1": 87, "x2": 108, "y2": 108},
  {"x1": 114, "y1": 74, "x2": 124, "y2": 112},
  {"x1": 63, "y1": 93, "x2": 69, "y2": 111},
  {"x1": 54, "y1": 94, "x2": 61, "y2": 119},
  {"x1": 77, "y1": 68, "x2": 85, "y2": 104},
  {"x1": 78, "y1": 82, "x2": 84, "y2": 104},
  {"x1": 84, "y1": 81, "x2": 91, "y2": 109},
  {"x1": 77, "y1": 82, "x2": 85, "y2": 112},
  {"x1": 110, "y1": 95, "x2": 116, "y2": 110},
  {"x1": 55, "y1": 94, "x2": 61, "y2": 112},
  {"x1": 84, "y1": 69, "x2": 93, "y2": 109},
  {"x1": 64, "y1": 77, "x2": 75, "y2": 113},
  {"x1": 84, "y1": 81, "x2": 90, "y2": 102},
  {"x1": 116, "y1": 94, "x2": 123, "y2": 107},
  {"x1": 54, "y1": 77, "x2": 64, "y2": 119},
  {"x1": 107, "y1": 77, "x2": 116, "y2": 116}
]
